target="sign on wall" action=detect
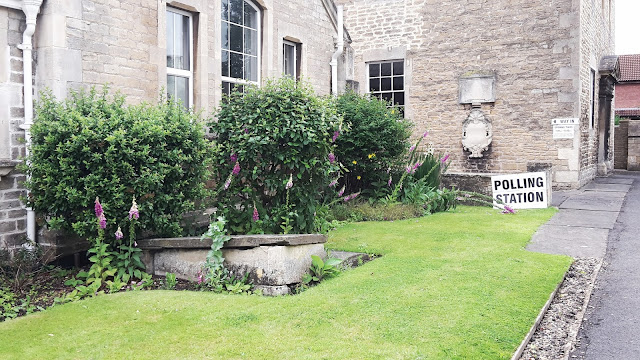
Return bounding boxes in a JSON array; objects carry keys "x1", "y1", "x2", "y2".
[
  {"x1": 491, "y1": 172, "x2": 550, "y2": 209},
  {"x1": 552, "y1": 118, "x2": 578, "y2": 140}
]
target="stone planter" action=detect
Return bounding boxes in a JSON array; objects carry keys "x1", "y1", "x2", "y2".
[{"x1": 137, "y1": 234, "x2": 328, "y2": 295}]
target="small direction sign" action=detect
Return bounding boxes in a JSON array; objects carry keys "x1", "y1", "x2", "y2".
[
  {"x1": 551, "y1": 118, "x2": 578, "y2": 125},
  {"x1": 491, "y1": 172, "x2": 549, "y2": 209}
]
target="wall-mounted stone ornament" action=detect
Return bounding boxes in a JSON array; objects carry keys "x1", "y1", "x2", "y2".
[
  {"x1": 459, "y1": 73, "x2": 496, "y2": 105},
  {"x1": 462, "y1": 109, "x2": 493, "y2": 158}
]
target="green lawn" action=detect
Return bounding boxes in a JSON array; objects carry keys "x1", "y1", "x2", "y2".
[{"x1": 0, "y1": 206, "x2": 570, "y2": 359}]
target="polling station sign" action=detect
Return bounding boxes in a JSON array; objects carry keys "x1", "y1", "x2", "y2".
[{"x1": 491, "y1": 172, "x2": 549, "y2": 209}]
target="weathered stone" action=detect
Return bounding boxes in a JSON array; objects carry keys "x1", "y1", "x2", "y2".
[
  {"x1": 254, "y1": 285, "x2": 291, "y2": 296},
  {"x1": 137, "y1": 234, "x2": 327, "y2": 250}
]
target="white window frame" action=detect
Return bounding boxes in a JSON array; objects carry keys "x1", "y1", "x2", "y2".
[
  {"x1": 283, "y1": 40, "x2": 298, "y2": 79},
  {"x1": 166, "y1": 7, "x2": 194, "y2": 108},
  {"x1": 366, "y1": 60, "x2": 406, "y2": 115},
  {"x1": 221, "y1": 0, "x2": 261, "y2": 91}
]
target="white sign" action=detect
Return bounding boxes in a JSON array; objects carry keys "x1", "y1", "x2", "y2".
[
  {"x1": 491, "y1": 172, "x2": 549, "y2": 209},
  {"x1": 551, "y1": 118, "x2": 578, "y2": 125},
  {"x1": 553, "y1": 124, "x2": 575, "y2": 139}
]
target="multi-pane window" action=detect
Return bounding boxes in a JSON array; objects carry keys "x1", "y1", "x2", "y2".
[
  {"x1": 166, "y1": 8, "x2": 193, "y2": 108},
  {"x1": 283, "y1": 40, "x2": 298, "y2": 79},
  {"x1": 368, "y1": 60, "x2": 405, "y2": 115},
  {"x1": 221, "y1": 0, "x2": 260, "y2": 96}
]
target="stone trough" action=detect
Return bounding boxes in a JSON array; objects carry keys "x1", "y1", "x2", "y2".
[{"x1": 137, "y1": 234, "x2": 327, "y2": 296}]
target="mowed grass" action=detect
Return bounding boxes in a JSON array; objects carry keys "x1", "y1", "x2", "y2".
[{"x1": 0, "y1": 206, "x2": 571, "y2": 359}]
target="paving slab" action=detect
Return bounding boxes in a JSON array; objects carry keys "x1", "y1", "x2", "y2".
[
  {"x1": 583, "y1": 183, "x2": 632, "y2": 193},
  {"x1": 551, "y1": 190, "x2": 581, "y2": 207},
  {"x1": 559, "y1": 192, "x2": 626, "y2": 212},
  {"x1": 545, "y1": 209, "x2": 619, "y2": 229},
  {"x1": 592, "y1": 177, "x2": 635, "y2": 185},
  {"x1": 527, "y1": 224, "x2": 609, "y2": 258}
]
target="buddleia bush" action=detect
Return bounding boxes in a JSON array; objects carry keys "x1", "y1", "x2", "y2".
[
  {"x1": 25, "y1": 87, "x2": 212, "y2": 239},
  {"x1": 208, "y1": 78, "x2": 341, "y2": 234}
]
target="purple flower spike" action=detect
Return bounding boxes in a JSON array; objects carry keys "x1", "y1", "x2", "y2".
[
  {"x1": 230, "y1": 153, "x2": 238, "y2": 162},
  {"x1": 406, "y1": 165, "x2": 412, "y2": 174},
  {"x1": 252, "y1": 205, "x2": 259, "y2": 222},
  {"x1": 337, "y1": 185, "x2": 345, "y2": 197},
  {"x1": 440, "y1": 154, "x2": 450, "y2": 164},
  {"x1": 244, "y1": 128, "x2": 249, "y2": 134},
  {"x1": 328, "y1": 153, "x2": 336, "y2": 164},
  {"x1": 115, "y1": 227, "x2": 124, "y2": 240},
  {"x1": 98, "y1": 213, "x2": 107, "y2": 230},
  {"x1": 224, "y1": 175, "x2": 232, "y2": 190},
  {"x1": 502, "y1": 205, "x2": 516, "y2": 214},
  {"x1": 388, "y1": 175, "x2": 392, "y2": 187},
  {"x1": 329, "y1": 179, "x2": 338, "y2": 188},
  {"x1": 286, "y1": 174, "x2": 293, "y2": 190},
  {"x1": 94, "y1": 197, "x2": 103, "y2": 218},
  {"x1": 332, "y1": 130, "x2": 340, "y2": 143},
  {"x1": 129, "y1": 198, "x2": 139, "y2": 220},
  {"x1": 232, "y1": 161, "x2": 241, "y2": 176},
  {"x1": 409, "y1": 145, "x2": 416, "y2": 153},
  {"x1": 423, "y1": 131, "x2": 429, "y2": 138}
]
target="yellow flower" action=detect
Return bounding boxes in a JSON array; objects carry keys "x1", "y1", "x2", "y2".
[
  {"x1": 368, "y1": 153, "x2": 376, "y2": 159},
  {"x1": 357, "y1": 176, "x2": 362, "y2": 180},
  {"x1": 352, "y1": 160, "x2": 357, "y2": 165}
]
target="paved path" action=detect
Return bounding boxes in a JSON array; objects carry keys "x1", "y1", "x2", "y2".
[
  {"x1": 526, "y1": 174, "x2": 632, "y2": 258},
  {"x1": 569, "y1": 171, "x2": 640, "y2": 359}
]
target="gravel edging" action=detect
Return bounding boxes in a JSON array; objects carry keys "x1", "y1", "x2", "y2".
[{"x1": 518, "y1": 258, "x2": 602, "y2": 360}]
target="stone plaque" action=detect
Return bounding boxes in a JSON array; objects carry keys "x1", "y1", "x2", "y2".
[{"x1": 459, "y1": 74, "x2": 496, "y2": 104}]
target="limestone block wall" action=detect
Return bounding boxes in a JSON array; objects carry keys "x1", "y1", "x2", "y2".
[
  {"x1": 338, "y1": 0, "x2": 585, "y2": 188},
  {"x1": 577, "y1": 0, "x2": 615, "y2": 186},
  {"x1": 34, "y1": 0, "x2": 340, "y2": 111},
  {"x1": 0, "y1": 8, "x2": 28, "y2": 252}
]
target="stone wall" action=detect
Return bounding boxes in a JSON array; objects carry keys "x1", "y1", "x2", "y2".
[
  {"x1": 0, "y1": 8, "x2": 28, "y2": 253},
  {"x1": 577, "y1": 0, "x2": 615, "y2": 186},
  {"x1": 34, "y1": 0, "x2": 341, "y2": 110},
  {"x1": 337, "y1": 0, "x2": 592, "y2": 189},
  {"x1": 614, "y1": 120, "x2": 628, "y2": 169}
]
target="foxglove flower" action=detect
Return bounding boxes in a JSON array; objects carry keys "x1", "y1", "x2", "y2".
[
  {"x1": 94, "y1": 197, "x2": 103, "y2": 217},
  {"x1": 129, "y1": 198, "x2": 139, "y2": 220},
  {"x1": 328, "y1": 179, "x2": 338, "y2": 188},
  {"x1": 412, "y1": 162, "x2": 422, "y2": 172},
  {"x1": 230, "y1": 153, "x2": 238, "y2": 162},
  {"x1": 98, "y1": 213, "x2": 107, "y2": 230},
  {"x1": 406, "y1": 165, "x2": 412, "y2": 174},
  {"x1": 441, "y1": 154, "x2": 450, "y2": 164},
  {"x1": 224, "y1": 175, "x2": 233, "y2": 190},
  {"x1": 115, "y1": 227, "x2": 123, "y2": 240},
  {"x1": 409, "y1": 145, "x2": 416, "y2": 153},
  {"x1": 388, "y1": 175, "x2": 392, "y2": 187},
  {"x1": 332, "y1": 130, "x2": 340, "y2": 143},
  {"x1": 328, "y1": 153, "x2": 336, "y2": 164},
  {"x1": 502, "y1": 205, "x2": 516, "y2": 214},
  {"x1": 423, "y1": 131, "x2": 429, "y2": 138},
  {"x1": 337, "y1": 185, "x2": 345, "y2": 197},
  {"x1": 232, "y1": 161, "x2": 241, "y2": 176},
  {"x1": 252, "y1": 205, "x2": 259, "y2": 222},
  {"x1": 286, "y1": 174, "x2": 293, "y2": 190}
]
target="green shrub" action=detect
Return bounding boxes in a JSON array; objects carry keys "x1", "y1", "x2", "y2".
[
  {"x1": 208, "y1": 78, "x2": 341, "y2": 234},
  {"x1": 335, "y1": 91, "x2": 411, "y2": 196},
  {"x1": 25, "y1": 87, "x2": 212, "y2": 239}
]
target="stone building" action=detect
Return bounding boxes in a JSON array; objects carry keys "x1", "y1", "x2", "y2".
[
  {"x1": 336, "y1": 0, "x2": 618, "y2": 192},
  {"x1": 0, "y1": 0, "x2": 350, "y2": 254},
  {"x1": 0, "y1": 0, "x2": 621, "y2": 252}
]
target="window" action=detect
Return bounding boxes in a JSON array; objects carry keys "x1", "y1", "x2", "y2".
[
  {"x1": 590, "y1": 69, "x2": 596, "y2": 129},
  {"x1": 368, "y1": 60, "x2": 405, "y2": 115},
  {"x1": 221, "y1": 0, "x2": 260, "y2": 96},
  {"x1": 283, "y1": 40, "x2": 299, "y2": 79},
  {"x1": 166, "y1": 8, "x2": 193, "y2": 108}
]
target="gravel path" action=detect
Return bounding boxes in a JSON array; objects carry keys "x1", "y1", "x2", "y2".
[{"x1": 519, "y1": 258, "x2": 601, "y2": 360}]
